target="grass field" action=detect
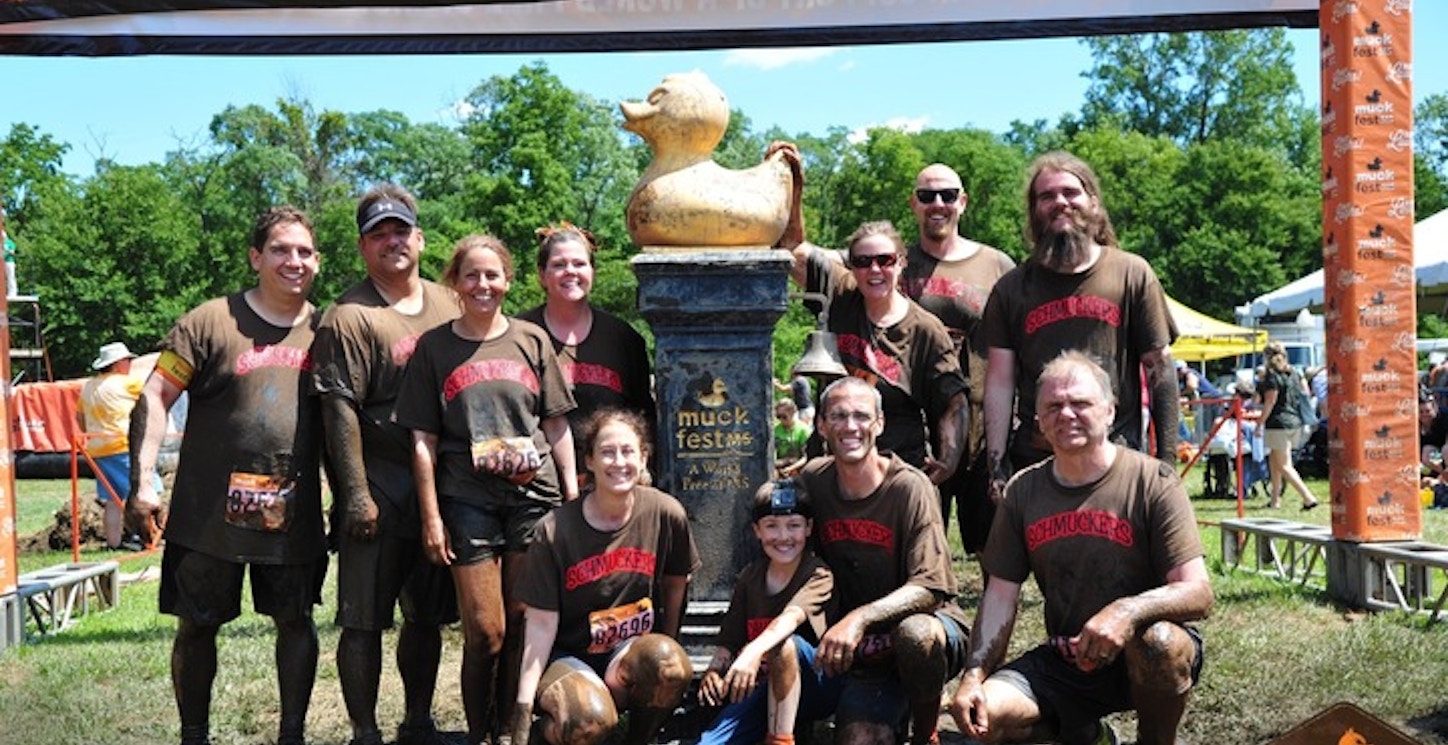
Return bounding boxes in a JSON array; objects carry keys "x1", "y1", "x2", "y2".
[{"x1": 4, "y1": 474, "x2": 1448, "y2": 745}]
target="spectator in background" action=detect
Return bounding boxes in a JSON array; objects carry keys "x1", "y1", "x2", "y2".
[
  {"x1": 1308, "y1": 365, "x2": 1328, "y2": 423},
  {"x1": 775, "y1": 374, "x2": 815, "y2": 428},
  {"x1": 1176, "y1": 359, "x2": 1222, "y2": 445},
  {"x1": 774, "y1": 399, "x2": 809, "y2": 478},
  {"x1": 1418, "y1": 387, "x2": 1448, "y2": 488},
  {"x1": 1259, "y1": 341, "x2": 1319, "y2": 511},
  {"x1": 1, "y1": 202, "x2": 16, "y2": 297},
  {"x1": 1428, "y1": 351, "x2": 1448, "y2": 392},
  {"x1": 77, "y1": 341, "x2": 153, "y2": 550}
]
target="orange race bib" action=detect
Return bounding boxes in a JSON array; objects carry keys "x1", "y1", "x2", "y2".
[
  {"x1": 225, "y1": 471, "x2": 294, "y2": 533},
  {"x1": 471, "y1": 436, "x2": 542, "y2": 484},
  {"x1": 587, "y1": 598, "x2": 654, "y2": 655}
]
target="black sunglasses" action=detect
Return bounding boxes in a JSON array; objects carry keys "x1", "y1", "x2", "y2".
[
  {"x1": 847, "y1": 253, "x2": 900, "y2": 269},
  {"x1": 914, "y1": 188, "x2": 961, "y2": 204}
]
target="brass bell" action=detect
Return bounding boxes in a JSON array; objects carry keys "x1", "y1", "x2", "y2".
[{"x1": 792, "y1": 330, "x2": 847, "y2": 379}]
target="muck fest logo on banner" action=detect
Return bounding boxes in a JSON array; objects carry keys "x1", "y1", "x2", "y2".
[{"x1": 1319, "y1": 0, "x2": 1420, "y2": 542}]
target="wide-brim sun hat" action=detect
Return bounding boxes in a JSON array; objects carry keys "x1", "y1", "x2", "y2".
[{"x1": 92, "y1": 341, "x2": 137, "y2": 371}]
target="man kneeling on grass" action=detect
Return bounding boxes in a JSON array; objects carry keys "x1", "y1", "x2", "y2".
[{"x1": 949, "y1": 351, "x2": 1213, "y2": 745}]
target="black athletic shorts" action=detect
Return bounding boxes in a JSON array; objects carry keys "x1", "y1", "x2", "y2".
[
  {"x1": 334, "y1": 528, "x2": 458, "y2": 631},
  {"x1": 160, "y1": 543, "x2": 326, "y2": 626}
]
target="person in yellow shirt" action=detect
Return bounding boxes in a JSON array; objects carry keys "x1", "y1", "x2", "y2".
[{"x1": 78, "y1": 341, "x2": 149, "y2": 549}]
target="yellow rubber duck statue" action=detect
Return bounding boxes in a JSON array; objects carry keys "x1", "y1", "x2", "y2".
[{"x1": 622, "y1": 72, "x2": 801, "y2": 250}]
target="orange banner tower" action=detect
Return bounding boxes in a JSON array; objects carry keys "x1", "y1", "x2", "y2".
[
  {"x1": 1, "y1": 291, "x2": 17, "y2": 598},
  {"x1": 1320, "y1": 0, "x2": 1419, "y2": 541}
]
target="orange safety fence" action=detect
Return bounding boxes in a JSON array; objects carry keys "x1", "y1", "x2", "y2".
[
  {"x1": 12, "y1": 379, "x2": 84, "y2": 453},
  {"x1": 1177, "y1": 395, "x2": 1252, "y2": 520},
  {"x1": 68, "y1": 430, "x2": 162, "y2": 564}
]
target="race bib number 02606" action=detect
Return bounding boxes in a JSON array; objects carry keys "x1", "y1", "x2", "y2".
[{"x1": 587, "y1": 598, "x2": 654, "y2": 655}]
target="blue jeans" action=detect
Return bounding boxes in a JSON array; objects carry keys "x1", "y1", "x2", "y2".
[{"x1": 696, "y1": 635, "x2": 831, "y2": 745}]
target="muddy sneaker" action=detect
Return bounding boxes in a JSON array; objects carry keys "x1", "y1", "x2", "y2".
[{"x1": 397, "y1": 719, "x2": 462, "y2": 745}]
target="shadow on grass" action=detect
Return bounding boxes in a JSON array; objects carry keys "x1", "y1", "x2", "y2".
[
  {"x1": 1409, "y1": 706, "x2": 1448, "y2": 742},
  {"x1": 22, "y1": 623, "x2": 176, "y2": 646}
]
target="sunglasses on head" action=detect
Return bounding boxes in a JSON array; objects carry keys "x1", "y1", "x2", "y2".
[
  {"x1": 914, "y1": 188, "x2": 961, "y2": 204},
  {"x1": 847, "y1": 253, "x2": 900, "y2": 269}
]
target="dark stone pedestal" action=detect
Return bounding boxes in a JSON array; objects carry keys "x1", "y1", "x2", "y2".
[{"x1": 633, "y1": 250, "x2": 791, "y2": 601}]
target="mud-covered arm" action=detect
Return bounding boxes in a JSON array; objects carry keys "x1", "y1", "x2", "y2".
[
  {"x1": 1143, "y1": 346, "x2": 1179, "y2": 462},
  {"x1": 322, "y1": 393, "x2": 378, "y2": 539},
  {"x1": 126, "y1": 373, "x2": 183, "y2": 542}
]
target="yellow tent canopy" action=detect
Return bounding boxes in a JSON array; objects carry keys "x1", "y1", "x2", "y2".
[{"x1": 1167, "y1": 296, "x2": 1266, "y2": 363}]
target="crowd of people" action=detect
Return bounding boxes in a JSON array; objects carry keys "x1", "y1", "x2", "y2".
[
  {"x1": 106, "y1": 149, "x2": 1213, "y2": 745},
  {"x1": 1173, "y1": 342, "x2": 1324, "y2": 509}
]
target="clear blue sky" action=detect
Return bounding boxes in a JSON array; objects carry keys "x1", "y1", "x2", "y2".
[{"x1": 5, "y1": 6, "x2": 1445, "y2": 177}]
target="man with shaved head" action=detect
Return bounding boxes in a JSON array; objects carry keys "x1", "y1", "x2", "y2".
[{"x1": 902, "y1": 163, "x2": 1015, "y2": 555}]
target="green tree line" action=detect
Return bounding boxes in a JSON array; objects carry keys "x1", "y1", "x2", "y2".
[{"x1": 3, "y1": 32, "x2": 1447, "y2": 379}]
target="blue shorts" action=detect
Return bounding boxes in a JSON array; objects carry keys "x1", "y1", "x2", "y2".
[
  {"x1": 93, "y1": 453, "x2": 162, "y2": 505},
  {"x1": 696, "y1": 635, "x2": 831, "y2": 745}
]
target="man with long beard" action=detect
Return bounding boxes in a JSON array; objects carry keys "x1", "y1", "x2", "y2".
[{"x1": 980, "y1": 152, "x2": 1178, "y2": 496}]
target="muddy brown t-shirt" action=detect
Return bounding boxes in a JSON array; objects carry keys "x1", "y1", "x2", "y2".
[
  {"x1": 313, "y1": 279, "x2": 459, "y2": 527},
  {"x1": 799, "y1": 454, "x2": 968, "y2": 666},
  {"x1": 160, "y1": 293, "x2": 324, "y2": 565},
  {"x1": 982, "y1": 448, "x2": 1204, "y2": 638},
  {"x1": 980, "y1": 247, "x2": 1176, "y2": 461},
  {"x1": 517, "y1": 486, "x2": 700, "y2": 660},
  {"x1": 715, "y1": 553, "x2": 833, "y2": 654},
  {"x1": 901, "y1": 242, "x2": 1015, "y2": 459},
  {"x1": 826, "y1": 293, "x2": 968, "y2": 467},
  {"x1": 805, "y1": 248, "x2": 968, "y2": 466},
  {"x1": 517, "y1": 305, "x2": 655, "y2": 454},
  {"x1": 393, "y1": 318, "x2": 575, "y2": 506}
]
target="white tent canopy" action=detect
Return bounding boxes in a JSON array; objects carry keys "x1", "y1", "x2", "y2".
[{"x1": 1246, "y1": 209, "x2": 1448, "y2": 319}]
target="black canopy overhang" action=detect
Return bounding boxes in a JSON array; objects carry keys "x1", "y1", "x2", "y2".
[{"x1": 0, "y1": 2, "x2": 1320, "y2": 57}]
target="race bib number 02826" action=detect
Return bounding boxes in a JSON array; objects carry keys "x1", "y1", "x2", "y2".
[{"x1": 587, "y1": 598, "x2": 654, "y2": 655}]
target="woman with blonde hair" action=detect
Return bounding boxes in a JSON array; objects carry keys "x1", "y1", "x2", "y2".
[{"x1": 1259, "y1": 341, "x2": 1319, "y2": 510}]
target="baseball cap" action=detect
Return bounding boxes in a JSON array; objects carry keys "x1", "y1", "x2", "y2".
[{"x1": 357, "y1": 198, "x2": 417, "y2": 234}]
